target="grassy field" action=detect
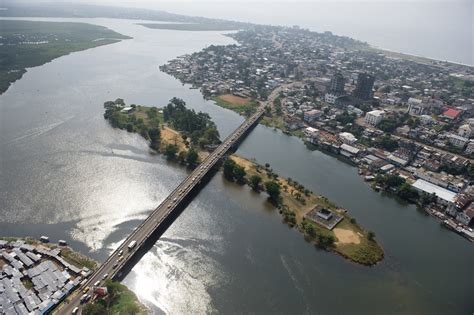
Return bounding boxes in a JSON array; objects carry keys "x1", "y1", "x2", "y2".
[
  {"x1": 60, "y1": 247, "x2": 97, "y2": 270},
  {"x1": 139, "y1": 23, "x2": 238, "y2": 31},
  {"x1": 213, "y1": 94, "x2": 259, "y2": 116},
  {"x1": 0, "y1": 20, "x2": 130, "y2": 94},
  {"x1": 229, "y1": 155, "x2": 384, "y2": 266}
]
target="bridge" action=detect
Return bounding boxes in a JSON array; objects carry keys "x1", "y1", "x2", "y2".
[{"x1": 60, "y1": 105, "x2": 266, "y2": 314}]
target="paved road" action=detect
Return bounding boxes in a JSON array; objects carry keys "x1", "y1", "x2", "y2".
[{"x1": 58, "y1": 106, "x2": 265, "y2": 314}]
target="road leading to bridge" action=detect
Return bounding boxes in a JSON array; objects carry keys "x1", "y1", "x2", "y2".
[{"x1": 59, "y1": 105, "x2": 266, "y2": 314}]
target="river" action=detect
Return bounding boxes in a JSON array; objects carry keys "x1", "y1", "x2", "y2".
[{"x1": 0, "y1": 17, "x2": 472, "y2": 314}]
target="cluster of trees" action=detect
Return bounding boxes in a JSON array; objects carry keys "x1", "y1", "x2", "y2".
[
  {"x1": 103, "y1": 99, "x2": 161, "y2": 150},
  {"x1": 375, "y1": 174, "x2": 420, "y2": 203},
  {"x1": 300, "y1": 219, "x2": 335, "y2": 249},
  {"x1": 374, "y1": 135, "x2": 399, "y2": 152},
  {"x1": 378, "y1": 113, "x2": 409, "y2": 133},
  {"x1": 280, "y1": 204, "x2": 296, "y2": 226},
  {"x1": 163, "y1": 97, "x2": 220, "y2": 148},
  {"x1": 335, "y1": 111, "x2": 357, "y2": 125},
  {"x1": 223, "y1": 159, "x2": 247, "y2": 183},
  {"x1": 164, "y1": 144, "x2": 199, "y2": 167}
]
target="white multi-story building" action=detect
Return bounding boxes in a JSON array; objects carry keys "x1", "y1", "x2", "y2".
[
  {"x1": 325, "y1": 93, "x2": 338, "y2": 104},
  {"x1": 448, "y1": 134, "x2": 469, "y2": 148},
  {"x1": 458, "y1": 124, "x2": 473, "y2": 138},
  {"x1": 364, "y1": 110, "x2": 385, "y2": 126}
]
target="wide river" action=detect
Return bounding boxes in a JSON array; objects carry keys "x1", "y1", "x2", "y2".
[{"x1": 0, "y1": 18, "x2": 472, "y2": 314}]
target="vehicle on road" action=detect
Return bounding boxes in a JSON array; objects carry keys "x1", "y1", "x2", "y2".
[
  {"x1": 82, "y1": 287, "x2": 89, "y2": 294},
  {"x1": 128, "y1": 240, "x2": 137, "y2": 250},
  {"x1": 102, "y1": 273, "x2": 109, "y2": 280},
  {"x1": 94, "y1": 280, "x2": 100, "y2": 287},
  {"x1": 118, "y1": 250, "x2": 123, "y2": 256},
  {"x1": 72, "y1": 307, "x2": 79, "y2": 314}
]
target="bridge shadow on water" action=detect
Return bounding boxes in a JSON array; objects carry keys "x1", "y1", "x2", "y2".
[
  {"x1": 113, "y1": 117, "x2": 259, "y2": 281},
  {"x1": 113, "y1": 159, "x2": 225, "y2": 281}
]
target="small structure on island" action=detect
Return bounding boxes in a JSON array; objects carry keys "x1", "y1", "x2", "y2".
[
  {"x1": 40, "y1": 236, "x2": 49, "y2": 243},
  {"x1": 305, "y1": 206, "x2": 343, "y2": 230}
]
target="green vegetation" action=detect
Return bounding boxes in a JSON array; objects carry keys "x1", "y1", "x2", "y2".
[
  {"x1": 374, "y1": 174, "x2": 421, "y2": 203},
  {"x1": 264, "y1": 180, "x2": 281, "y2": 202},
  {"x1": 163, "y1": 97, "x2": 220, "y2": 148},
  {"x1": 104, "y1": 99, "x2": 162, "y2": 150},
  {"x1": 223, "y1": 158, "x2": 247, "y2": 183},
  {"x1": 104, "y1": 98, "x2": 220, "y2": 168},
  {"x1": 82, "y1": 280, "x2": 146, "y2": 315},
  {"x1": 139, "y1": 23, "x2": 238, "y2": 31},
  {"x1": 0, "y1": 20, "x2": 130, "y2": 94},
  {"x1": 212, "y1": 96, "x2": 259, "y2": 116}
]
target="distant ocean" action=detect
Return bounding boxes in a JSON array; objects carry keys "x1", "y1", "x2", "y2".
[{"x1": 148, "y1": 0, "x2": 473, "y2": 66}]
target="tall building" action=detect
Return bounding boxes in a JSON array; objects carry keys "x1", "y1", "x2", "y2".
[
  {"x1": 328, "y1": 72, "x2": 345, "y2": 95},
  {"x1": 353, "y1": 73, "x2": 375, "y2": 100}
]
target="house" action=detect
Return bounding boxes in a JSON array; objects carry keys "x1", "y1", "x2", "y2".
[
  {"x1": 448, "y1": 134, "x2": 469, "y2": 148},
  {"x1": 407, "y1": 98, "x2": 429, "y2": 116},
  {"x1": 325, "y1": 93, "x2": 338, "y2": 104},
  {"x1": 465, "y1": 141, "x2": 474, "y2": 155},
  {"x1": 284, "y1": 116, "x2": 304, "y2": 130},
  {"x1": 304, "y1": 127, "x2": 319, "y2": 138},
  {"x1": 340, "y1": 143, "x2": 360, "y2": 158},
  {"x1": 455, "y1": 203, "x2": 474, "y2": 226},
  {"x1": 339, "y1": 132, "x2": 357, "y2": 144},
  {"x1": 458, "y1": 124, "x2": 473, "y2": 138},
  {"x1": 317, "y1": 208, "x2": 333, "y2": 221},
  {"x1": 303, "y1": 109, "x2": 322, "y2": 122},
  {"x1": 441, "y1": 107, "x2": 462, "y2": 120},
  {"x1": 364, "y1": 110, "x2": 385, "y2": 126}
]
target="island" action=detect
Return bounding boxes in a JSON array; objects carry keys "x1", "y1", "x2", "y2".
[
  {"x1": 103, "y1": 98, "x2": 384, "y2": 265},
  {"x1": 0, "y1": 20, "x2": 131, "y2": 94},
  {"x1": 0, "y1": 237, "x2": 146, "y2": 314}
]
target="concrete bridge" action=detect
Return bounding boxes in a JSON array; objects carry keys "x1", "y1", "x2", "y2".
[{"x1": 60, "y1": 105, "x2": 265, "y2": 314}]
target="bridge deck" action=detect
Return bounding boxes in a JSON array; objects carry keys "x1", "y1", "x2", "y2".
[{"x1": 59, "y1": 106, "x2": 265, "y2": 314}]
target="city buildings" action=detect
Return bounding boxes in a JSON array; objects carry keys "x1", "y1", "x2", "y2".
[
  {"x1": 352, "y1": 73, "x2": 375, "y2": 100},
  {"x1": 364, "y1": 110, "x2": 385, "y2": 126}
]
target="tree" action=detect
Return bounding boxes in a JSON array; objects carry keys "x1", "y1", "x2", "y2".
[
  {"x1": 397, "y1": 183, "x2": 419, "y2": 201},
  {"x1": 233, "y1": 165, "x2": 246, "y2": 183},
  {"x1": 385, "y1": 174, "x2": 405, "y2": 188},
  {"x1": 186, "y1": 148, "x2": 199, "y2": 166},
  {"x1": 368, "y1": 231, "x2": 376, "y2": 241},
  {"x1": 318, "y1": 234, "x2": 335, "y2": 248},
  {"x1": 249, "y1": 175, "x2": 262, "y2": 191},
  {"x1": 82, "y1": 303, "x2": 106, "y2": 315},
  {"x1": 265, "y1": 181, "x2": 281, "y2": 202},
  {"x1": 223, "y1": 159, "x2": 237, "y2": 180},
  {"x1": 164, "y1": 144, "x2": 178, "y2": 160}
]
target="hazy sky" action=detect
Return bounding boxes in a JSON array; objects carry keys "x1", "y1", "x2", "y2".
[{"x1": 8, "y1": 0, "x2": 474, "y2": 64}]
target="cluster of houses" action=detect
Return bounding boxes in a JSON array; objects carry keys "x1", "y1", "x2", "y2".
[
  {"x1": 0, "y1": 239, "x2": 90, "y2": 314},
  {"x1": 159, "y1": 25, "x2": 474, "y2": 241}
]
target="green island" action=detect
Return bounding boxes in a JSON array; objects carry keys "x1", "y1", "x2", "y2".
[
  {"x1": 139, "y1": 23, "x2": 238, "y2": 31},
  {"x1": 103, "y1": 99, "x2": 384, "y2": 266},
  {"x1": 0, "y1": 20, "x2": 131, "y2": 94}
]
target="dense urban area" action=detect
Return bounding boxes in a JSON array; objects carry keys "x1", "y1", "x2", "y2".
[{"x1": 161, "y1": 25, "x2": 474, "y2": 242}]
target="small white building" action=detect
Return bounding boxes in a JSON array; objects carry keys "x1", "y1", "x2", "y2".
[
  {"x1": 339, "y1": 132, "x2": 357, "y2": 144},
  {"x1": 364, "y1": 110, "x2": 385, "y2": 126}
]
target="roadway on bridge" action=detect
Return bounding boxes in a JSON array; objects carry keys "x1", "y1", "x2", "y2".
[{"x1": 60, "y1": 106, "x2": 265, "y2": 314}]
